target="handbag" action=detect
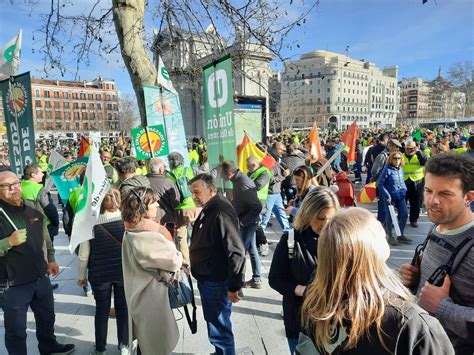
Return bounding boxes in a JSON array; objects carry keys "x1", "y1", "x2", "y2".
[{"x1": 167, "y1": 269, "x2": 197, "y2": 334}]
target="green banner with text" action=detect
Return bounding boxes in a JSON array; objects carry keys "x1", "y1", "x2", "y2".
[
  {"x1": 0, "y1": 72, "x2": 36, "y2": 177},
  {"x1": 131, "y1": 124, "x2": 169, "y2": 161},
  {"x1": 203, "y1": 54, "x2": 237, "y2": 171}
]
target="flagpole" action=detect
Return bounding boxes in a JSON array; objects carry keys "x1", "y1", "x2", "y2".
[
  {"x1": 243, "y1": 129, "x2": 288, "y2": 171},
  {"x1": 145, "y1": 126, "x2": 154, "y2": 158}
]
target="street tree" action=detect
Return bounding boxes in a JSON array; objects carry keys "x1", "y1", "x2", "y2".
[
  {"x1": 29, "y1": 0, "x2": 319, "y2": 127},
  {"x1": 447, "y1": 61, "x2": 474, "y2": 116}
]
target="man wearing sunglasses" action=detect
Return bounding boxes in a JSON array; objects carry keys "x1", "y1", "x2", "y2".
[
  {"x1": 0, "y1": 171, "x2": 75, "y2": 354},
  {"x1": 400, "y1": 153, "x2": 474, "y2": 354}
]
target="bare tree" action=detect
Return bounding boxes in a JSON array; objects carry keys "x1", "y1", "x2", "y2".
[
  {"x1": 447, "y1": 61, "x2": 474, "y2": 116},
  {"x1": 28, "y1": 0, "x2": 319, "y2": 127},
  {"x1": 118, "y1": 94, "x2": 139, "y2": 133}
]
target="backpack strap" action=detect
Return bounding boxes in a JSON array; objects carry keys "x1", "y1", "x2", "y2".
[
  {"x1": 183, "y1": 273, "x2": 197, "y2": 334},
  {"x1": 288, "y1": 229, "x2": 295, "y2": 259}
]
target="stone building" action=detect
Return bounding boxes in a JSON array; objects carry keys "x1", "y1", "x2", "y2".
[
  {"x1": 151, "y1": 27, "x2": 274, "y2": 137},
  {"x1": 279, "y1": 50, "x2": 399, "y2": 130}
]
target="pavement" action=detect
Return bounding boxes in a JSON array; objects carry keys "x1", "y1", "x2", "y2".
[{"x1": 0, "y1": 183, "x2": 434, "y2": 355}]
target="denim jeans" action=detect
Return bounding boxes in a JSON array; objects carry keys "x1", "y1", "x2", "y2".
[
  {"x1": 260, "y1": 193, "x2": 290, "y2": 231},
  {"x1": 288, "y1": 337, "x2": 298, "y2": 355},
  {"x1": 1, "y1": 276, "x2": 58, "y2": 355},
  {"x1": 240, "y1": 222, "x2": 261, "y2": 281},
  {"x1": 384, "y1": 198, "x2": 408, "y2": 238},
  {"x1": 197, "y1": 280, "x2": 235, "y2": 355},
  {"x1": 91, "y1": 281, "x2": 128, "y2": 352},
  {"x1": 353, "y1": 162, "x2": 362, "y2": 180}
]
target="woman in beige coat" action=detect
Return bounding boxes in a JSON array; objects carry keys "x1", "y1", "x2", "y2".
[{"x1": 121, "y1": 187, "x2": 183, "y2": 355}]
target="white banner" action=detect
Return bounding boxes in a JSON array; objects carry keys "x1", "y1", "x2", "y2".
[
  {"x1": 69, "y1": 148, "x2": 110, "y2": 253},
  {"x1": 44, "y1": 150, "x2": 67, "y2": 192}
]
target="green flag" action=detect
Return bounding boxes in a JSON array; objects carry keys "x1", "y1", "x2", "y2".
[
  {"x1": 0, "y1": 30, "x2": 22, "y2": 76},
  {"x1": 412, "y1": 130, "x2": 422, "y2": 142},
  {"x1": 203, "y1": 54, "x2": 237, "y2": 171}
]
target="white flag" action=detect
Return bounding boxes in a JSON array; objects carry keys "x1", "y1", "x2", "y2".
[
  {"x1": 69, "y1": 148, "x2": 111, "y2": 253},
  {"x1": 156, "y1": 55, "x2": 177, "y2": 94},
  {"x1": 44, "y1": 150, "x2": 67, "y2": 192},
  {"x1": 0, "y1": 30, "x2": 22, "y2": 77}
]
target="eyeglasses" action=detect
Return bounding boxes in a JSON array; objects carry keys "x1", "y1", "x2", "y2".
[
  {"x1": 0, "y1": 181, "x2": 21, "y2": 191},
  {"x1": 393, "y1": 157, "x2": 402, "y2": 160}
]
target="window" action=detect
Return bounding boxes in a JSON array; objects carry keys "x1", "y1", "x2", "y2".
[
  {"x1": 74, "y1": 102, "x2": 79, "y2": 109},
  {"x1": 35, "y1": 100, "x2": 42, "y2": 107},
  {"x1": 97, "y1": 103, "x2": 102, "y2": 110},
  {"x1": 63, "y1": 92, "x2": 69, "y2": 99},
  {"x1": 54, "y1": 91, "x2": 59, "y2": 98},
  {"x1": 45, "y1": 101, "x2": 51, "y2": 108},
  {"x1": 326, "y1": 106, "x2": 330, "y2": 113},
  {"x1": 45, "y1": 91, "x2": 50, "y2": 98},
  {"x1": 89, "y1": 103, "x2": 95, "y2": 108},
  {"x1": 64, "y1": 102, "x2": 70, "y2": 108},
  {"x1": 327, "y1": 88, "x2": 330, "y2": 92},
  {"x1": 88, "y1": 94, "x2": 94, "y2": 100},
  {"x1": 73, "y1": 92, "x2": 78, "y2": 99},
  {"x1": 81, "y1": 103, "x2": 86, "y2": 109},
  {"x1": 96, "y1": 94, "x2": 101, "y2": 100},
  {"x1": 54, "y1": 101, "x2": 60, "y2": 108},
  {"x1": 35, "y1": 90, "x2": 40, "y2": 97},
  {"x1": 80, "y1": 93, "x2": 86, "y2": 100}
]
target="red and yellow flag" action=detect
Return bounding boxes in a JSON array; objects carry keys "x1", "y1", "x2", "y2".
[
  {"x1": 308, "y1": 121, "x2": 322, "y2": 163},
  {"x1": 340, "y1": 121, "x2": 359, "y2": 163},
  {"x1": 78, "y1": 136, "x2": 92, "y2": 158},
  {"x1": 237, "y1": 133, "x2": 275, "y2": 174}
]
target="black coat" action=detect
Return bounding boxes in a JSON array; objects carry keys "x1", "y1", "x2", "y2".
[
  {"x1": 269, "y1": 227, "x2": 318, "y2": 338},
  {"x1": 146, "y1": 173, "x2": 180, "y2": 224},
  {"x1": 189, "y1": 194, "x2": 246, "y2": 292},
  {"x1": 230, "y1": 170, "x2": 262, "y2": 226}
]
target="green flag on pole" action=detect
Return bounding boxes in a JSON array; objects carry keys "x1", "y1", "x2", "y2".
[{"x1": 412, "y1": 130, "x2": 422, "y2": 142}]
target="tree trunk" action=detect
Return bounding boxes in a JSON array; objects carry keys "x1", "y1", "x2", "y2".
[{"x1": 112, "y1": 0, "x2": 156, "y2": 127}]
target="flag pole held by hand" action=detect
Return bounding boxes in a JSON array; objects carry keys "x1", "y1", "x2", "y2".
[{"x1": 0, "y1": 207, "x2": 18, "y2": 231}]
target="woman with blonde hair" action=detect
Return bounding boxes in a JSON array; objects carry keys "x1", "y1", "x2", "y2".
[
  {"x1": 298, "y1": 208, "x2": 454, "y2": 354},
  {"x1": 121, "y1": 187, "x2": 183, "y2": 355},
  {"x1": 377, "y1": 150, "x2": 411, "y2": 246},
  {"x1": 269, "y1": 186, "x2": 340, "y2": 354}
]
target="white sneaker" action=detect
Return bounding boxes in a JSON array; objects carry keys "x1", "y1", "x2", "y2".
[
  {"x1": 120, "y1": 347, "x2": 130, "y2": 355},
  {"x1": 260, "y1": 243, "x2": 269, "y2": 256}
]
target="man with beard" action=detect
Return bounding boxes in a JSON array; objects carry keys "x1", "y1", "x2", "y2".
[{"x1": 400, "y1": 153, "x2": 474, "y2": 354}]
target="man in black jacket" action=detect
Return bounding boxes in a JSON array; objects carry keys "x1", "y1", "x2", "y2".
[
  {"x1": 0, "y1": 171, "x2": 75, "y2": 355},
  {"x1": 188, "y1": 174, "x2": 245, "y2": 355},
  {"x1": 221, "y1": 161, "x2": 263, "y2": 289},
  {"x1": 146, "y1": 157, "x2": 180, "y2": 226}
]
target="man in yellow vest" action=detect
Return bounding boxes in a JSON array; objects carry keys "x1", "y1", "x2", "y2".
[
  {"x1": 166, "y1": 152, "x2": 202, "y2": 265},
  {"x1": 402, "y1": 140, "x2": 428, "y2": 228},
  {"x1": 247, "y1": 156, "x2": 272, "y2": 256},
  {"x1": 21, "y1": 163, "x2": 60, "y2": 289}
]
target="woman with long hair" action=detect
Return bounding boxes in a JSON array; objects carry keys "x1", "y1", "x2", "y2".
[
  {"x1": 377, "y1": 151, "x2": 411, "y2": 246},
  {"x1": 78, "y1": 189, "x2": 129, "y2": 354},
  {"x1": 121, "y1": 187, "x2": 183, "y2": 355},
  {"x1": 285, "y1": 166, "x2": 317, "y2": 218},
  {"x1": 269, "y1": 187, "x2": 340, "y2": 354},
  {"x1": 298, "y1": 208, "x2": 454, "y2": 354}
]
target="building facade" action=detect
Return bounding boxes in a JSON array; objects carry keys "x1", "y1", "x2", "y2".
[
  {"x1": 278, "y1": 50, "x2": 399, "y2": 130},
  {"x1": 152, "y1": 28, "x2": 274, "y2": 137},
  {"x1": 32, "y1": 76, "x2": 120, "y2": 136},
  {"x1": 398, "y1": 70, "x2": 466, "y2": 126}
]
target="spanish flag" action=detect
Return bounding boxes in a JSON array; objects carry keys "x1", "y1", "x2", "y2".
[
  {"x1": 308, "y1": 121, "x2": 322, "y2": 163},
  {"x1": 78, "y1": 136, "x2": 92, "y2": 158},
  {"x1": 237, "y1": 133, "x2": 276, "y2": 174}
]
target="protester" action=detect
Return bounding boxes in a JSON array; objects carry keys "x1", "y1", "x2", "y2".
[
  {"x1": 247, "y1": 156, "x2": 272, "y2": 256},
  {"x1": 115, "y1": 157, "x2": 151, "y2": 199},
  {"x1": 399, "y1": 153, "x2": 474, "y2": 354},
  {"x1": 402, "y1": 140, "x2": 428, "y2": 228},
  {"x1": 377, "y1": 151, "x2": 412, "y2": 246},
  {"x1": 100, "y1": 149, "x2": 119, "y2": 185},
  {"x1": 0, "y1": 171, "x2": 75, "y2": 355},
  {"x1": 121, "y1": 187, "x2": 183, "y2": 355},
  {"x1": 77, "y1": 189, "x2": 128, "y2": 355},
  {"x1": 269, "y1": 187, "x2": 339, "y2": 354},
  {"x1": 298, "y1": 208, "x2": 454, "y2": 354},
  {"x1": 364, "y1": 133, "x2": 388, "y2": 183},
  {"x1": 146, "y1": 157, "x2": 180, "y2": 226},
  {"x1": 221, "y1": 160, "x2": 263, "y2": 289},
  {"x1": 259, "y1": 142, "x2": 290, "y2": 233},
  {"x1": 188, "y1": 174, "x2": 246, "y2": 355},
  {"x1": 281, "y1": 143, "x2": 306, "y2": 203},
  {"x1": 285, "y1": 165, "x2": 317, "y2": 218}
]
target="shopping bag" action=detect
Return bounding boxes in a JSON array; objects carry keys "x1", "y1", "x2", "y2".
[{"x1": 388, "y1": 204, "x2": 402, "y2": 237}]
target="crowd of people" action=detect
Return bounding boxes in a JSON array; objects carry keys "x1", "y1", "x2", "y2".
[{"x1": 0, "y1": 125, "x2": 472, "y2": 355}]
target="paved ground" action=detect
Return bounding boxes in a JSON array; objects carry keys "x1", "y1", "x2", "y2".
[{"x1": 0, "y1": 185, "x2": 434, "y2": 354}]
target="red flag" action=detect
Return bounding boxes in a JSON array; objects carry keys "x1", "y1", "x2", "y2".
[
  {"x1": 340, "y1": 121, "x2": 359, "y2": 163},
  {"x1": 237, "y1": 133, "x2": 276, "y2": 174},
  {"x1": 78, "y1": 136, "x2": 91, "y2": 158},
  {"x1": 307, "y1": 121, "x2": 322, "y2": 163}
]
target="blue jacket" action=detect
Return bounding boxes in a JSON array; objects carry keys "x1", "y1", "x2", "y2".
[{"x1": 377, "y1": 165, "x2": 407, "y2": 201}]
